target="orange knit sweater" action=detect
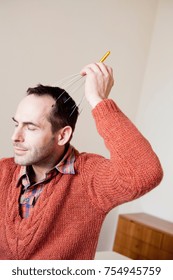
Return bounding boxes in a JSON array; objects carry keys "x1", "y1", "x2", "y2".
[{"x1": 0, "y1": 99, "x2": 163, "y2": 260}]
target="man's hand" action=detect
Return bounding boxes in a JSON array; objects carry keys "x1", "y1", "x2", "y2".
[{"x1": 80, "y1": 63, "x2": 114, "y2": 108}]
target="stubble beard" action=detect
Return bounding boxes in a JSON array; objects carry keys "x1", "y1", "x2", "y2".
[{"x1": 14, "y1": 137, "x2": 56, "y2": 166}]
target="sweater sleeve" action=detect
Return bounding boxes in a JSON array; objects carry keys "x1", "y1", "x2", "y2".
[{"x1": 81, "y1": 99, "x2": 163, "y2": 213}]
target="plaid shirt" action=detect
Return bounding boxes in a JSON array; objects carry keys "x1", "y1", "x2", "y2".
[{"x1": 17, "y1": 145, "x2": 76, "y2": 218}]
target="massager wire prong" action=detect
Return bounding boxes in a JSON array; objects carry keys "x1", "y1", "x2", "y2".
[
  {"x1": 69, "y1": 88, "x2": 86, "y2": 117},
  {"x1": 54, "y1": 51, "x2": 111, "y2": 115},
  {"x1": 55, "y1": 75, "x2": 84, "y2": 102},
  {"x1": 64, "y1": 79, "x2": 85, "y2": 102},
  {"x1": 55, "y1": 73, "x2": 82, "y2": 86}
]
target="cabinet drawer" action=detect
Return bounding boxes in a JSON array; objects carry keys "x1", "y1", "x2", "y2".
[
  {"x1": 114, "y1": 244, "x2": 144, "y2": 260},
  {"x1": 117, "y1": 217, "x2": 162, "y2": 248},
  {"x1": 161, "y1": 234, "x2": 173, "y2": 254},
  {"x1": 114, "y1": 232, "x2": 173, "y2": 259}
]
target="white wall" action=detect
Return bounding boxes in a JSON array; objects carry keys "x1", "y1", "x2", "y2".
[
  {"x1": 119, "y1": 0, "x2": 173, "y2": 223},
  {"x1": 0, "y1": 0, "x2": 162, "y2": 251}
]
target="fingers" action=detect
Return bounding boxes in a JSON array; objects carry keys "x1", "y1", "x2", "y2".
[
  {"x1": 80, "y1": 63, "x2": 113, "y2": 77},
  {"x1": 96, "y1": 63, "x2": 113, "y2": 77},
  {"x1": 97, "y1": 63, "x2": 114, "y2": 86},
  {"x1": 80, "y1": 62, "x2": 114, "y2": 107}
]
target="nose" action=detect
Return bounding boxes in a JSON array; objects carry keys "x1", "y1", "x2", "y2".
[{"x1": 11, "y1": 127, "x2": 25, "y2": 142}]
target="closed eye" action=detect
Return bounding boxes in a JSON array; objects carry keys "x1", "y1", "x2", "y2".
[
  {"x1": 12, "y1": 117, "x2": 40, "y2": 130},
  {"x1": 27, "y1": 124, "x2": 37, "y2": 131}
]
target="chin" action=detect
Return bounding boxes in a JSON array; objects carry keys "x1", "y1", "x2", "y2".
[{"x1": 14, "y1": 156, "x2": 31, "y2": 166}]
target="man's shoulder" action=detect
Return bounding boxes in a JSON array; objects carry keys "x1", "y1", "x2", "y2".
[
  {"x1": 75, "y1": 150, "x2": 106, "y2": 168},
  {"x1": 0, "y1": 157, "x2": 17, "y2": 168},
  {"x1": 0, "y1": 158, "x2": 19, "y2": 184}
]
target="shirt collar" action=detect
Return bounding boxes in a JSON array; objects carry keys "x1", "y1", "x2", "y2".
[
  {"x1": 17, "y1": 145, "x2": 76, "y2": 186},
  {"x1": 55, "y1": 145, "x2": 76, "y2": 174}
]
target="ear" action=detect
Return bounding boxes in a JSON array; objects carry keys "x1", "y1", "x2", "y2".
[{"x1": 56, "y1": 126, "x2": 73, "y2": 146}]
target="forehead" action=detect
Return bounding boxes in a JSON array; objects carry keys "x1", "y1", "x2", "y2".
[{"x1": 15, "y1": 94, "x2": 55, "y2": 123}]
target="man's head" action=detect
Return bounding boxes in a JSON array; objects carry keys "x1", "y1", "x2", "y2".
[
  {"x1": 11, "y1": 85, "x2": 79, "y2": 166},
  {"x1": 27, "y1": 84, "x2": 79, "y2": 134}
]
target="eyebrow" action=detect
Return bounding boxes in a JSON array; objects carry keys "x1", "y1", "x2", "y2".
[{"x1": 12, "y1": 117, "x2": 40, "y2": 128}]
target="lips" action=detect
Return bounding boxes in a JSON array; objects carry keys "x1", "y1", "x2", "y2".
[
  {"x1": 14, "y1": 147, "x2": 28, "y2": 153},
  {"x1": 14, "y1": 147, "x2": 27, "y2": 150}
]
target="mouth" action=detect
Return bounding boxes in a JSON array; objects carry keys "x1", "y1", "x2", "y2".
[{"x1": 14, "y1": 147, "x2": 28, "y2": 154}]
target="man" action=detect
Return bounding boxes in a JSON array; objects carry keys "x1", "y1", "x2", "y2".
[{"x1": 0, "y1": 63, "x2": 163, "y2": 260}]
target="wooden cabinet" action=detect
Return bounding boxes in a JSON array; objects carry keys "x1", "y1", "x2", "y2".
[{"x1": 113, "y1": 213, "x2": 173, "y2": 260}]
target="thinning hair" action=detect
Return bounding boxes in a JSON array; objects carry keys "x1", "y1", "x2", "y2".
[{"x1": 27, "y1": 84, "x2": 79, "y2": 134}]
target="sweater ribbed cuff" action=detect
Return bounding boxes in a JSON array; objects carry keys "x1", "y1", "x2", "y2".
[{"x1": 92, "y1": 99, "x2": 119, "y2": 121}]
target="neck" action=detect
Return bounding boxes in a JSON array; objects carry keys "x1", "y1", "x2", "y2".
[
  {"x1": 30, "y1": 165, "x2": 52, "y2": 182},
  {"x1": 30, "y1": 145, "x2": 67, "y2": 183}
]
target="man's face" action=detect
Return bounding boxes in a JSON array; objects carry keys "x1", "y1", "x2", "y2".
[{"x1": 11, "y1": 94, "x2": 59, "y2": 166}]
